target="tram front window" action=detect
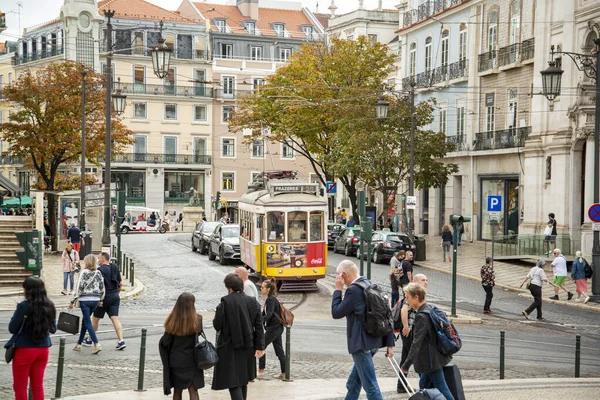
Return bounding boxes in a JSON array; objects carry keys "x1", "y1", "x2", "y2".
[
  {"x1": 310, "y1": 211, "x2": 324, "y2": 241},
  {"x1": 288, "y1": 211, "x2": 307, "y2": 242},
  {"x1": 267, "y1": 211, "x2": 285, "y2": 241},
  {"x1": 222, "y1": 226, "x2": 240, "y2": 238}
]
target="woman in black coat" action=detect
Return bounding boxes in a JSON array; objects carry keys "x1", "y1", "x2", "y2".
[
  {"x1": 212, "y1": 274, "x2": 265, "y2": 400},
  {"x1": 400, "y1": 283, "x2": 455, "y2": 400},
  {"x1": 159, "y1": 292, "x2": 204, "y2": 400},
  {"x1": 258, "y1": 278, "x2": 286, "y2": 379}
]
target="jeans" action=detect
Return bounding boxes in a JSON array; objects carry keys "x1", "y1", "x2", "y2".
[
  {"x1": 345, "y1": 348, "x2": 383, "y2": 400},
  {"x1": 78, "y1": 301, "x2": 99, "y2": 344},
  {"x1": 483, "y1": 285, "x2": 494, "y2": 311},
  {"x1": 259, "y1": 328, "x2": 286, "y2": 373},
  {"x1": 12, "y1": 347, "x2": 49, "y2": 400},
  {"x1": 63, "y1": 271, "x2": 75, "y2": 291},
  {"x1": 525, "y1": 284, "x2": 542, "y2": 318},
  {"x1": 442, "y1": 242, "x2": 451, "y2": 261},
  {"x1": 419, "y1": 368, "x2": 455, "y2": 400},
  {"x1": 457, "y1": 231, "x2": 462, "y2": 245}
]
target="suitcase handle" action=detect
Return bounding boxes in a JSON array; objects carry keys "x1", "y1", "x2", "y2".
[{"x1": 386, "y1": 355, "x2": 416, "y2": 395}]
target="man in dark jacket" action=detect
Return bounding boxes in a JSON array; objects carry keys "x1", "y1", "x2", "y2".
[
  {"x1": 332, "y1": 260, "x2": 394, "y2": 400},
  {"x1": 212, "y1": 274, "x2": 265, "y2": 400},
  {"x1": 400, "y1": 283, "x2": 454, "y2": 400}
]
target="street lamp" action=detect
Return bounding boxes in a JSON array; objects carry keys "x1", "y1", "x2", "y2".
[
  {"x1": 151, "y1": 22, "x2": 172, "y2": 79},
  {"x1": 375, "y1": 80, "x2": 417, "y2": 240},
  {"x1": 540, "y1": 41, "x2": 600, "y2": 303},
  {"x1": 112, "y1": 78, "x2": 127, "y2": 115}
]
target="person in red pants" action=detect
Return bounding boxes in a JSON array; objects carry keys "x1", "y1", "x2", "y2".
[{"x1": 6, "y1": 277, "x2": 57, "y2": 400}]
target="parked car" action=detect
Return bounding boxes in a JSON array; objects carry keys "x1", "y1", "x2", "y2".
[
  {"x1": 333, "y1": 227, "x2": 362, "y2": 256},
  {"x1": 192, "y1": 221, "x2": 222, "y2": 254},
  {"x1": 356, "y1": 231, "x2": 416, "y2": 263},
  {"x1": 327, "y1": 223, "x2": 345, "y2": 248},
  {"x1": 208, "y1": 224, "x2": 241, "y2": 265}
]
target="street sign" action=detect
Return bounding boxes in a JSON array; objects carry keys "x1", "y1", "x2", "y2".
[
  {"x1": 487, "y1": 195, "x2": 502, "y2": 212},
  {"x1": 326, "y1": 181, "x2": 337, "y2": 194},
  {"x1": 489, "y1": 212, "x2": 500, "y2": 221},
  {"x1": 406, "y1": 196, "x2": 417, "y2": 210},
  {"x1": 588, "y1": 203, "x2": 600, "y2": 223},
  {"x1": 593, "y1": 223, "x2": 600, "y2": 232}
]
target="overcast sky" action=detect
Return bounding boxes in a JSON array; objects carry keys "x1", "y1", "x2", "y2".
[{"x1": 1, "y1": 0, "x2": 401, "y2": 43}]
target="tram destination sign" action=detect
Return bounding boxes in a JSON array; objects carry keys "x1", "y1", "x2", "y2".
[{"x1": 271, "y1": 184, "x2": 318, "y2": 196}]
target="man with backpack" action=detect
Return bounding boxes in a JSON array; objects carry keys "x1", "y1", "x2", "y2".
[
  {"x1": 86, "y1": 252, "x2": 126, "y2": 350},
  {"x1": 332, "y1": 260, "x2": 394, "y2": 400}
]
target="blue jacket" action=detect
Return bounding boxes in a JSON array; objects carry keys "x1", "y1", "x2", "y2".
[
  {"x1": 331, "y1": 277, "x2": 394, "y2": 354},
  {"x1": 4, "y1": 301, "x2": 56, "y2": 349},
  {"x1": 571, "y1": 258, "x2": 588, "y2": 280}
]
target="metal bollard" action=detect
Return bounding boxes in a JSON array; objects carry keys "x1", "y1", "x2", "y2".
[
  {"x1": 575, "y1": 334, "x2": 581, "y2": 378},
  {"x1": 136, "y1": 328, "x2": 147, "y2": 391},
  {"x1": 54, "y1": 337, "x2": 66, "y2": 398},
  {"x1": 123, "y1": 254, "x2": 128, "y2": 275},
  {"x1": 499, "y1": 330, "x2": 505, "y2": 380},
  {"x1": 283, "y1": 326, "x2": 292, "y2": 381},
  {"x1": 125, "y1": 255, "x2": 129, "y2": 280},
  {"x1": 130, "y1": 261, "x2": 135, "y2": 287}
]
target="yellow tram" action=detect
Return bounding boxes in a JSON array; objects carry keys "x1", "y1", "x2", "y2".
[{"x1": 239, "y1": 171, "x2": 328, "y2": 291}]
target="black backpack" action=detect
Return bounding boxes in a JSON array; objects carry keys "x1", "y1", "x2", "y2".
[
  {"x1": 584, "y1": 261, "x2": 594, "y2": 279},
  {"x1": 354, "y1": 280, "x2": 393, "y2": 338}
]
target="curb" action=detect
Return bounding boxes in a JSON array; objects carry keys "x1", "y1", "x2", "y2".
[{"x1": 414, "y1": 261, "x2": 600, "y2": 312}]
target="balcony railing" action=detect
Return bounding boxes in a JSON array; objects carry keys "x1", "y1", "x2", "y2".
[
  {"x1": 521, "y1": 38, "x2": 535, "y2": 62},
  {"x1": 108, "y1": 153, "x2": 211, "y2": 165},
  {"x1": 12, "y1": 47, "x2": 64, "y2": 66},
  {"x1": 473, "y1": 127, "x2": 531, "y2": 151},
  {"x1": 402, "y1": 0, "x2": 466, "y2": 28},
  {"x1": 0, "y1": 153, "x2": 25, "y2": 165},
  {"x1": 478, "y1": 50, "x2": 496, "y2": 72},
  {"x1": 497, "y1": 43, "x2": 520, "y2": 67},
  {"x1": 446, "y1": 135, "x2": 468, "y2": 151},
  {"x1": 215, "y1": 89, "x2": 252, "y2": 100},
  {"x1": 402, "y1": 59, "x2": 467, "y2": 89},
  {"x1": 106, "y1": 45, "x2": 212, "y2": 61},
  {"x1": 449, "y1": 59, "x2": 468, "y2": 80},
  {"x1": 119, "y1": 83, "x2": 214, "y2": 98},
  {"x1": 479, "y1": 39, "x2": 535, "y2": 72}
]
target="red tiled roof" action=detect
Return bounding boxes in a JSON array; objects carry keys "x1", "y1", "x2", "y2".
[
  {"x1": 98, "y1": 0, "x2": 196, "y2": 23},
  {"x1": 194, "y1": 2, "x2": 315, "y2": 38},
  {"x1": 314, "y1": 13, "x2": 330, "y2": 29}
]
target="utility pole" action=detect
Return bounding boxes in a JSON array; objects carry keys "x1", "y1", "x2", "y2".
[
  {"x1": 101, "y1": 9, "x2": 114, "y2": 248},
  {"x1": 80, "y1": 70, "x2": 87, "y2": 231},
  {"x1": 408, "y1": 80, "x2": 416, "y2": 240}
]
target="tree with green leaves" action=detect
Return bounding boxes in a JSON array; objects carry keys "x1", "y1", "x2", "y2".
[{"x1": 0, "y1": 61, "x2": 134, "y2": 250}]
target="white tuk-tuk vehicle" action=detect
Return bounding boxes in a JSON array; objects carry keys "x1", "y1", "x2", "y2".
[{"x1": 120, "y1": 206, "x2": 168, "y2": 234}]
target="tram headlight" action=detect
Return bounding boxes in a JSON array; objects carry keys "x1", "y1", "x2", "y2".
[
  {"x1": 278, "y1": 269, "x2": 283, "y2": 274},
  {"x1": 313, "y1": 269, "x2": 317, "y2": 273}
]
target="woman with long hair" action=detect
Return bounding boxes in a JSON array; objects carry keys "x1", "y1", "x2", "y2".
[
  {"x1": 258, "y1": 278, "x2": 286, "y2": 379},
  {"x1": 70, "y1": 254, "x2": 104, "y2": 354},
  {"x1": 61, "y1": 243, "x2": 79, "y2": 295},
  {"x1": 441, "y1": 225, "x2": 453, "y2": 262},
  {"x1": 159, "y1": 292, "x2": 204, "y2": 400},
  {"x1": 212, "y1": 273, "x2": 265, "y2": 400},
  {"x1": 6, "y1": 277, "x2": 56, "y2": 400}
]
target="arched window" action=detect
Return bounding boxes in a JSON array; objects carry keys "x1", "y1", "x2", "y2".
[
  {"x1": 425, "y1": 36, "x2": 432, "y2": 71},
  {"x1": 488, "y1": 9, "x2": 498, "y2": 53},
  {"x1": 441, "y1": 30, "x2": 449, "y2": 67},
  {"x1": 409, "y1": 42, "x2": 417, "y2": 76},
  {"x1": 510, "y1": 0, "x2": 521, "y2": 45},
  {"x1": 459, "y1": 24, "x2": 467, "y2": 63}
]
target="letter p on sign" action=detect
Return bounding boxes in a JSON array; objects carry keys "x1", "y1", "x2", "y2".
[{"x1": 487, "y1": 195, "x2": 502, "y2": 212}]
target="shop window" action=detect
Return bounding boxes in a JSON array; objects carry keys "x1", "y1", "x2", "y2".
[
  {"x1": 310, "y1": 211, "x2": 324, "y2": 241},
  {"x1": 267, "y1": 211, "x2": 285, "y2": 241},
  {"x1": 288, "y1": 211, "x2": 307, "y2": 242}
]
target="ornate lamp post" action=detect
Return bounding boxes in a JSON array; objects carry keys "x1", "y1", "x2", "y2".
[{"x1": 540, "y1": 42, "x2": 600, "y2": 302}]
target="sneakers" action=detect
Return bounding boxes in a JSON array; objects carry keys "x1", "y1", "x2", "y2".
[
  {"x1": 522, "y1": 311, "x2": 529, "y2": 320},
  {"x1": 549, "y1": 295, "x2": 559, "y2": 300},
  {"x1": 116, "y1": 341, "x2": 126, "y2": 350},
  {"x1": 567, "y1": 292, "x2": 574, "y2": 301},
  {"x1": 537, "y1": 317, "x2": 546, "y2": 321},
  {"x1": 92, "y1": 344, "x2": 102, "y2": 354},
  {"x1": 584, "y1": 296, "x2": 590, "y2": 304},
  {"x1": 274, "y1": 373, "x2": 285, "y2": 380},
  {"x1": 73, "y1": 344, "x2": 81, "y2": 351},
  {"x1": 483, "y1": 309, "x2": 491, "y2": 314},
  {"x1": 82, "y1": 338, "x2": 93, "y2": 347}
]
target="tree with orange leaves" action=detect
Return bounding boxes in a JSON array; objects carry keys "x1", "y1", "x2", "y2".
[{"x1": 0, "y1": 61, "x2": 134, "y2": 250}]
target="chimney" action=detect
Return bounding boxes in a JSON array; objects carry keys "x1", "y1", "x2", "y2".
[
  {"x1": 237, "y1": 0, "x2": 259, "y2": 20},
  {"x1": 378, "y1": 1, "x2": 383, "y2": 11}
]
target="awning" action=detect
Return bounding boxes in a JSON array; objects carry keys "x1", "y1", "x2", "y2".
[{"x1": 1, "y1": 196, "x2": 33, "y2": 206}]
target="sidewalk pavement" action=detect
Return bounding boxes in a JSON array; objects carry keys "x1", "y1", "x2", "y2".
[
  {"x1": 59, "y1": 377, "x2": 600, "y2": 400},
  {"x1": 0, "y1": 253, "x2": 144, "y2": 311},
  {"x1": 416, "y1": 237, "x2": 600, "y2": 312}
]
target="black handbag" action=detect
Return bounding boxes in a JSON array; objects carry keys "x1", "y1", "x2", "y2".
[
  {"x1": 5, "y1": 316, "x2": 26, "y2": 364},
  {"x1": 194, "y1": 331, "x2": 219, "y2": 370},
  {"x1": 57, "y1": 312, "x2": 80, "y2": 335}
]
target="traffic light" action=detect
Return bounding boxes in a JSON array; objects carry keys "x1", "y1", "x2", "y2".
[
  {"x1": 449, "y1": 214, "x2": 472, "y2": 225},
  {"x1": 214, "y1": 191, "x2": 221, "y2": 210}
]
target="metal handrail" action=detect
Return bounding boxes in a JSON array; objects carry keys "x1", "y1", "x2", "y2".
[
  {"x1": 473, "y1": 127, "x2": 531, "y2": 151},
  {"x1": 106, "y1": 153, "x2": 211, "y2": 165},
  {"x1": 119, "y1": 82, "x2": 214, "y2": 98}
]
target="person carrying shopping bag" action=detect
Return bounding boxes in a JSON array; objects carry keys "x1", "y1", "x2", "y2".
[{"x1": 61, "y1": 243, "x2": 80, "y2": 295}]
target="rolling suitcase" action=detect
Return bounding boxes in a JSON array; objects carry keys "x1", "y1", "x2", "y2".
[
  {"x1": 442, "y1": 364, "x2": 465, "y2": 400},
  {"x1": 386, "y1": 356, "x2": 446, "y2": 400}
]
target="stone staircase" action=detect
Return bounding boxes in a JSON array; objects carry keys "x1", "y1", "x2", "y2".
[{"x1": 0, "y1": 216, "x2": 34, "y2": 289}]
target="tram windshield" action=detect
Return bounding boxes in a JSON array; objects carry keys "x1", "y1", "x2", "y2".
[
  {"x1": 222, "y1": 226, "x2": 240, "y2": 238},
  {"x1": 288, "y1": 211, "x2": 307, "y2": 242},
  {"x1": 310, "y1": 211, "x2": 324, "y2": 241}
]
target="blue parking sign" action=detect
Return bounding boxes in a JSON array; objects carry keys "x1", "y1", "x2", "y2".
[{"x1": 487, "y1": 195, "x2": 502, "y2": 212}]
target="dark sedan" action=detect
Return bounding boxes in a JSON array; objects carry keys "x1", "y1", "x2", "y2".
[
  {"x1": 192, "y1": 221, "x2": 222, "y2": 254},
  {"x1": 333, "y1": 227, "x2": 362, "y2": 256},
  {"x1": 366, "y1": 231, "x2": 416, "y2": 264},
  {"x1": 327, "y1": 223, "x2": 345, "y2": 248},
  {"x1": 208, "y1": 224, "x2": 241, "y2": 265}
]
